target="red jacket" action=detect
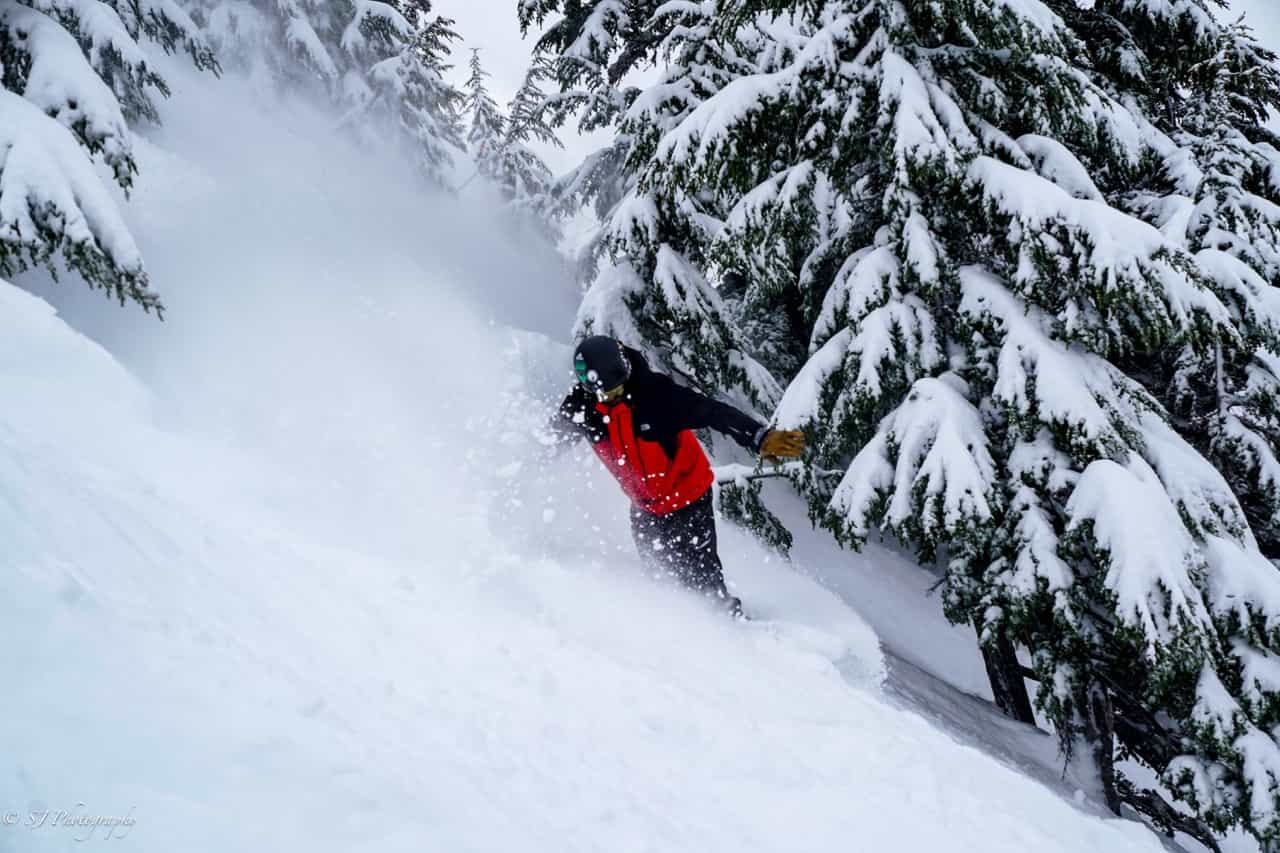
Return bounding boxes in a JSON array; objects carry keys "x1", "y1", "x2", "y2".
[
  {"x1": 588, "y1": 398, "x2": 716, "y2": 515},
  {"x1": 554, "y1": 347, "x2": 766, "y2": 516}
]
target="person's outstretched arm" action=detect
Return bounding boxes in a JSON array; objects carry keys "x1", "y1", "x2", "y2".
[
  {"x1": 663, "y1": 377, "x2": 768, "y2": 451},
  {"x1": 658, "y1": 376, "x2": 805, "y2": 461}
]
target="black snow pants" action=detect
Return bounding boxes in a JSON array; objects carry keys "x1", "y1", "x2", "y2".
[{"x1": 630, "y1": 490, "x2": 741, "y2": 613}]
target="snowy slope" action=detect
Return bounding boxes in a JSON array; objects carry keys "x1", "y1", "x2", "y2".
[
  {"x1": 1, "y1": 62, "x2": 1175, "y2": 853},
  {"x1": 0, "y1": 272, "x2": 1168, "y2": 853}
]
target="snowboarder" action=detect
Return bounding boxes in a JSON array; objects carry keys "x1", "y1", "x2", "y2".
[{"x1": 548, "y1": 335, "x2": 804, "y2": 615}]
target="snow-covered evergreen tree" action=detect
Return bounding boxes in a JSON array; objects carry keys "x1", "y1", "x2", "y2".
[
  {"x1": 516, "y1": 0, "x2": 672, "y2": 256},
  {"x1": 0, "y1": 0, "x2": 214, "y2": 313},
  {"x1": 1108, "y1": 6, "x2": 1280, "y2": 567},
  {"x1": 505, "y1": 53, "x2": 561, "y2": 151},
  {"x1": 462, "y1": 49, "x2": 556, "y2": 234},
  {"x1": 518, "y1": 0, "x2": 675, "y2": 131},
  {"x1": 500, "y1": 56, "x2": 560, "y2": 215},
  {"x1": 521, "y1": 0, "x2": 779, "y2": 414},
  {"x1": 368, "y1": 0, "x2": 465, "y2": 185},
  {"x1": 545, "y1": 0, "x2": 1280, "y2": 845},
  {"x1": 464, "y1": 48, "x2": 506, "y2": 184},
  {"x1": 185, "y1": 0, "x2": 463, "y2": 185}
]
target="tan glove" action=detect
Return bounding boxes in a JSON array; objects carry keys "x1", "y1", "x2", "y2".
[{"x1": 759, "y1": 429, "x2": 805, "y2": 464}]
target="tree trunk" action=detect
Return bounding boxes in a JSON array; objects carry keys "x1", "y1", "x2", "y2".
[
  {"x1": 1079, "y1": 681, "x2": 1121, "y2": 815},
  {"x1": 975, "y1": 623, "x2": 1036, "y2": 724}
]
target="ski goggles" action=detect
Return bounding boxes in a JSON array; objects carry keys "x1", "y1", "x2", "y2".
[
  {"x1": 574, "y1": 355, "x2": 592, "y2": 387},
  {"x1": 575, "y1": 356, "x2": 625, "y2": 401}
]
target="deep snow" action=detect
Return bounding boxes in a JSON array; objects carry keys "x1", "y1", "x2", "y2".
[{"x1": 1, "y1": 60, "x2": 1178, "y2": 853}]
